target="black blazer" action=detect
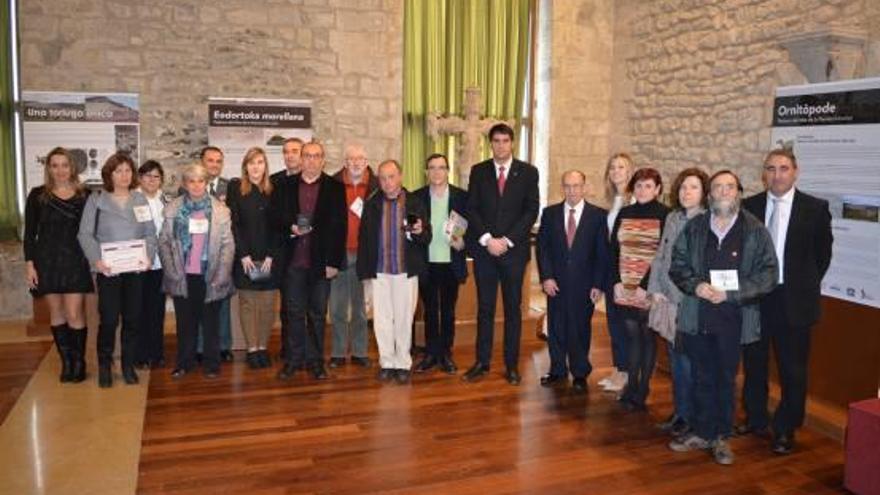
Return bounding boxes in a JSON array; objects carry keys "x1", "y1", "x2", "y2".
[
  {"x1": 270, "y1": 173, "x2": 347, "y2": 275},
  {"x1": 743, "y1": 189, "x2": 833, "y2": 328},
  {"x1": 356, "y1": 189, "x2": 431, "y2": 280},
  {"x1": 226, "y1": 179, "x2": 282, "y2": 290},
  {"x1": 536, "y1": 201, "x2": 609, "y2": 297},
  {"x1": 413, "y1": 184, "x2": 469, "y2": 283},
  {"x1": 466, "y1": 158, "x2": 539, "y2": 262}
]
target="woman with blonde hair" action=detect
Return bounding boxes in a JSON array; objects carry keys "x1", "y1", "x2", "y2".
[
  {"x1": 226, "y1": 147, "x2": 282, "y2": 369},
  {"x1": 598, "y1": 152, "x2": 635, "y2": 393},
  {"x1": 24, "y1": 147, "x2": 94, "y2": 383}
]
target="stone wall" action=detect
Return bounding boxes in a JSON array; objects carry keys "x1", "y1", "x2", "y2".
[
  {"x1": 19, "y1": 0, "x2": 403, "y2": 188},
  {"x1": 609, "y1": 0, "x2": 879, "y2": 195},
  {"x1": 546, "y1": 0, "x2": 615, "y2": 204},
  {"x1": 0, "y1": 242, "x2": 29, "y2": 320}
]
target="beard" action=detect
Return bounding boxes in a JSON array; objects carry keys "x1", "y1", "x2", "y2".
[{"x1": 710, "y1": 196, "x2": 740, "y2": 217}]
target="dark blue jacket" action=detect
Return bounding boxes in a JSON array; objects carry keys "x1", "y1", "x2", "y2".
[
  {"x1": 536, "y1": 200, "x2": 609, "y2": 296},
  {"x1": 414, "y1": 184, "x2": 469, "y2": 283}
]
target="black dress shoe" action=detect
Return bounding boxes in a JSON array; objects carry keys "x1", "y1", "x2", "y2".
[
  {"x1": 311, "y1": 364, "x2": 329, "y2": 380},
  {"x1": 540, "y1": 373, "x2": 566, "y2": 387},
  {"x1": 772, "y1": 432, "x2": 795, "y2": 455},
  {"x1": 572, "y1": 377, "x2": 587, "y2": 392},
  {"x1": 414, "y1": 356, "x2": 437, "y2": 373},
  {"x1": 462, "y1": 363, "x2": 489, "y2": 382},
  {"x1": 394, "y1": 369, "x2": 411, "y2": 384},
  {"x1": 377, "y1": 368, "x2": 395, "y2": 382},
  {"x1": 98, "y1": 364, "x2": 113, "y2": 388},
  {"x1": 122, "y1": 366, "x2": 139, "y2": 385},
  {"x1": 439, "y1": 356, "x2": 458, "y2": 375},
  {"x1": 220, "y1": 350, "x2": 234, "y2": 362},
  {"x1": 195, "y1": 353, "x2": 203, "y2": 364},
  {"x1": 734, "y1": 423, "x2": 770, "y2": 438},
  {"x1": 504, "y1": 368, "x2": 522, "y2": 386},
  {"x1": 246, "y1": 352, "x2": 260, "y2": 369},
  {"x1": 351, "y1": 356, "x2": 372, "y2": 368},
  {"x1": 276, "y1": 362, "x2": 301, "y2": 381},
  {"x1": 170, "y1": 368, "x2": 188, "y2": 379},
  {"x1": 259, "y1": 350, "x2": 272, "y2": 368}
]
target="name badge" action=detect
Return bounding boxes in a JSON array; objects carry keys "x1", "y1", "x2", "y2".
[
  {"x1": 189, "y1": 218, "x2": 209, "y2": 234},
  {"x1": 350, "y1": 197, "x2": 364, "y2": 218},
  {"x1": 133, "y1": 205, "x2": 153, "y2": 223},
  {"x1": 710, "y1": 270, "x2": 739, "y2": 291}
]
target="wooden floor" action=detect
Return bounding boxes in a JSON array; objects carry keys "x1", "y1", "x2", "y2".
[
  {"x1": 0, "y1": 340, "x2": 51, "y2": 423},
  {"x1": 136, "y1": 321, "x2": 847, "y2": 495}
]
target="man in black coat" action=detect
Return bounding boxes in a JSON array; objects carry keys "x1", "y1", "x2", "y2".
[
  {"x1": 413, "y1": 153, "x2": 469, "y2": 375},
  {"x1": 463, "y1": 123, "x2": 539, "y2": 385},
  {"x1": 738, "y1": 148, "x2": 833, "y2": 455},
  {"x1": 536, "y1": 170, "x2": 607, "y2": 392},
  {"x1": 273, "y1": 141, "x2": 347, "y2": 381}
]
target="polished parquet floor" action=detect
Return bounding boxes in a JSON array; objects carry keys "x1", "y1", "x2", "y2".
[{"x1": 134, "y1": 321, "x2": 847, "y2": 495}]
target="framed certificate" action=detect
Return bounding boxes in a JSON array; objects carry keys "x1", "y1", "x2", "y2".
[{"x1": 100, "y1": 239, "x2": 149, "y2": 274}]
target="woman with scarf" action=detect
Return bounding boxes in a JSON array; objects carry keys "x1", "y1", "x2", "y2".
[{"x1": 159, "y1": 163, "x2": 234, "y2": 379}]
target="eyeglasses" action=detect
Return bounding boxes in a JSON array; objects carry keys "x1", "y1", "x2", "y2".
[{"x1": 303, "y1": 153, "x2": 323, "y2": 160}]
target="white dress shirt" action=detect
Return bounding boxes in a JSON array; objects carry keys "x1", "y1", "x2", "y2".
[
  {"x1": 765, "y1": 187, "x2": 795, "y2": 284},
  {"x1": 565, "y1": 199, "x2": 585, "y2": 231}
]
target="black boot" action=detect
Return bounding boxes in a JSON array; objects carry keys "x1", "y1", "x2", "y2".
[
  {"x1": 122, "y1": 365, "x2": 139, "y2": 385},
  {"x1": 69, "y1": 327, "x2": 88, "y2": 383},
  {"x1": 98, "y1": 362, "x2": 113, "y2": 388},
  {"x1": 50, "y1": 324, "x2": 74, "y2": 383}
]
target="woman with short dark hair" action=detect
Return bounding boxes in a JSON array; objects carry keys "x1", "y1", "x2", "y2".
[
  {"x1": 136, "y1": 160, "x2": 169, "y2": 368},
  {"x1": 24, "y1": 147, "x2": 94, "y2": 383},
  {"x1": 78, "y1": 152, "x2": 158, "y2": 388}
]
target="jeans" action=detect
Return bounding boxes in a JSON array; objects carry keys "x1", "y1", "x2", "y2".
[
  {"x1": 285, "y1": 267, "x2": 330, "y2": 367},
  {"x1": 684, "y1": 324, "x2": 742, "y2": 441},
  {"x1": 668, "y1": 340, "x2": 694, "y2": 424},
  {"x1": 329, "y1": 253, "x2": 368, "y2": 358}
]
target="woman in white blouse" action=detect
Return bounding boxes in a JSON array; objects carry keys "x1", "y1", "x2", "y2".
[{"x1": 136, "y1": 160, "x2": 169, "y2": 368}]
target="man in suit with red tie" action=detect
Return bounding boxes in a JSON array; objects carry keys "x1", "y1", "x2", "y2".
[
  {"x1": 463, "y1": 123, "x2": 539, "y2": 385},
  {"x1": 536, "y1": 171, "x2": 608, "y2": 392},
  {"x1": 738, "y1": 148, "x2": 833, "y2": 455}
]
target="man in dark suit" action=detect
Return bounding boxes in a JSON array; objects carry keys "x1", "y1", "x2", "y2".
[
  {"x1": 536, "y1": 170, "x2": 608, "y2": 392},
  {"x1": 463, "y1": 123, "x2": 539, "y2": 385},
  {"x1": 272, "y1": 141, "x2": 347, "y2": 381},
  {"x1": 413, "y1": 153, "x2": 469, "y2": 375},
  {"x1": 739, "y1": 148, "x2": 833, "y2": 455},
  {"x1": 269, "y1": 137, "x2": 305, "y2": 360}
]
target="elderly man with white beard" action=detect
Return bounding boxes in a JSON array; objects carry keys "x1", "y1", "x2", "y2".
[{"x1": 667, "y1": 170, "x2": 778, "y2": 466}]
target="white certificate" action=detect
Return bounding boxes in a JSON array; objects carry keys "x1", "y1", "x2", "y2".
[
  {"x1": 100, "y1": 239, "x2": 149, "y2": 274},
  {"x1": 350, "y1": 196, "x2": 364, "y2": 218},
  {"x1": 710, "y1": 269, "x2": 740, "y2": 291}
]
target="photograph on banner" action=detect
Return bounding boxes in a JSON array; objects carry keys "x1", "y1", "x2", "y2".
[
  {"x1": 21, "y1": 91, "x2": 140, "y2": 190},
  {"x1": 207, "y1": 98, "x2": 313, "y2": 178},
  {"x1": 771, "y1": 77, "x2": 880, "y2": 309}
]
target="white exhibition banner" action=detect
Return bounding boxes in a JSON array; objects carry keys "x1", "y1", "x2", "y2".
[
  {"x1": 21, "y1": 91, "x2": 140, "y2": 190},
  {"x1": 207, "y1": 97, "x2": 313, "y2": 178},
  {"x1": 771, "y1": 77, "x2": 880, "y2": 308}
]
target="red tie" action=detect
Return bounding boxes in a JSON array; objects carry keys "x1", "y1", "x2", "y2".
[
  {"x1": 497, "y1": 166, "x2": 507, "y2": 195},
  {"x1": 567, "y1": 208, "x2": 576, "y2": 248}
]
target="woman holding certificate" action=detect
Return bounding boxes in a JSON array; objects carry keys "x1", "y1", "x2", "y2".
[
  {"x1": 159, "y1": 163, "x2": 234, "y2": 379},
  {"x1": 78, "y1": 153, "x2": 158, "y2": 388},
  {"x1": 24, "y1": 147, "x2": 94, "y2": 384},
  {"x1": 226, "y1": 147, "x2": 281, "y2": 370}
]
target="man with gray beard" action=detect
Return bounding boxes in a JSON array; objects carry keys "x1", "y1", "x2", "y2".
[{"x1": 667, "y1": 170, "x2": 778, "y2": 466}]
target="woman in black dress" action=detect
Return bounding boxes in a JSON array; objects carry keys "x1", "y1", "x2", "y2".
[{"x1": 24, "y1": 147, "x2": 94, "y2": 383}]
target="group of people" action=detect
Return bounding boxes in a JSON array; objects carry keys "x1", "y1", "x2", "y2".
[
  {"x1": 536, "y1": 149, "x2": 832, "y2": 466},
  {"x1": 24, "y1": 122, "x2": 832, "y2": 467}
]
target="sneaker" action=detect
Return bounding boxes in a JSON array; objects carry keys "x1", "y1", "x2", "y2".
[
  {"x1": 603, "y1": 371, "x2": 628, "y2": 392},
  {"x1": 668, "y1": 433, "x2": 711, "y2": 452},
  {"x1": 328, "y1": 357, "x2": 346, "y2": 369},
  {"x1": 351, "y1": 356, "x2": 372, "y2": 368},
  {"x1": 712, "y1": 439, "x2": 735, "y2": 465},
  {"x1": 597, "y1": 372, "x2": 615, "y2": 388}
]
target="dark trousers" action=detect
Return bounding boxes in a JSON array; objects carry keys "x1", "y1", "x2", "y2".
[
  {"x1": 684, "y1": 325, "x2": 742, "y2": 441},
  {"x1": 742, "y1": 286, "x2": 812, "y2": 435},
  {"x1": 547, "y1": 291, "x2": 594, "y2": 379},
  {"x1": 279, "y1": 280, "x2": 289, "y2": 356},
  {"x1": 138, "y1": 269, "x2": 166, "y2": 364},
  {"x1": 173, "y1": 275, "x2": 221, "y2": 371},
  {"x1": 620, "y1": 309, "x2": 655, "y2": 405},
  {"x1": 96, "y1": 272, "x2": 143, "y2": 368},
  {"x1": 604, "y1": 297, "x2": 628, "y2": 371},
  {"x1": 285, "y1": 267, "x2": 330, "y2": 367},
  {"x1": 419, "y1": 263, "x2": 460, "y2": 360},
  {"x1": 473, "y1": 253, "x2": 526, "y2": 369}
]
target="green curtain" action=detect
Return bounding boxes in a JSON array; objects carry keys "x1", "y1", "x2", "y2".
[
  {"x1": 0, "y1": 0, "x2": 19, "y2": 240},
  {"x1": 403, "y1": 0, "x2": 532, "y2": 189}
]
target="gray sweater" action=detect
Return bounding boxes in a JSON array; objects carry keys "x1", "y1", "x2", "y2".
[{"x1": 78, "y1": 190, "x2": 158, "y2": 271}]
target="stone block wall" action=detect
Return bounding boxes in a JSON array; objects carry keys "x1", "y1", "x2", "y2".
[
  {"x1": 19, "y1": 0, "x2": 403, "y2": 188},
  {"x1": 609, "y1": 0, "x2": 879, "y2": 195}
]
